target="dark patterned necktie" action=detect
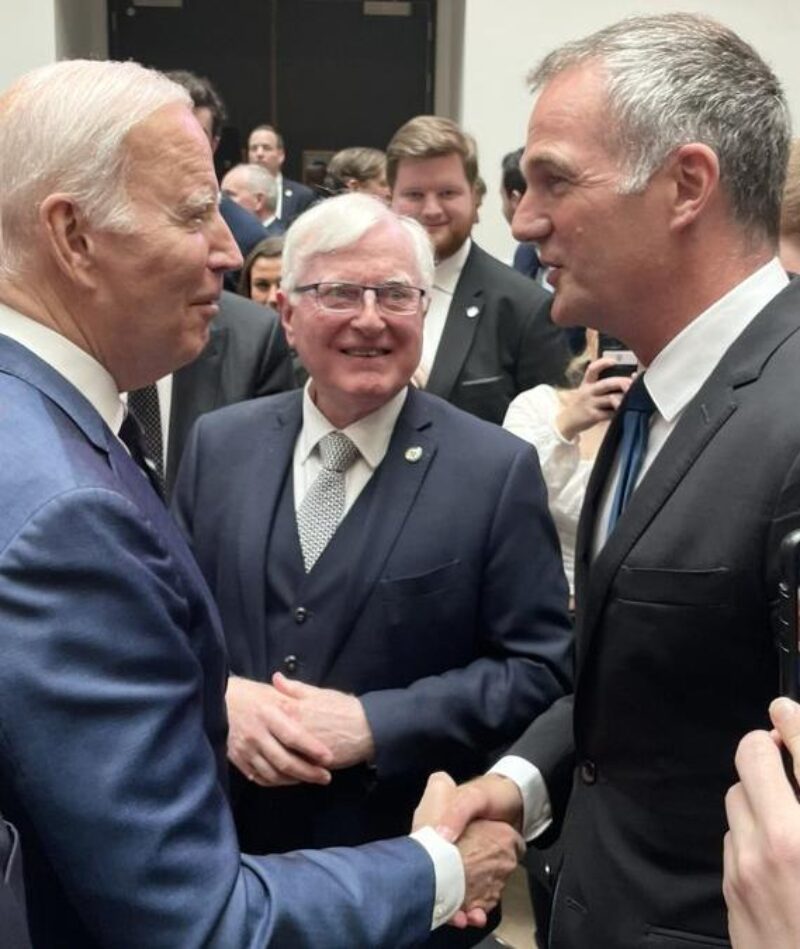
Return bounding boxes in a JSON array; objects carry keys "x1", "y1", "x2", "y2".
[
  {"x1": 126, "y1": 384, "x2": 165, "y2": 494},
  {"x1": 296, "y1": 431, "x2": 360, "y2": 572},
  {"x1": 606, "y1": 375, "x2": 656, "y2": 534}
]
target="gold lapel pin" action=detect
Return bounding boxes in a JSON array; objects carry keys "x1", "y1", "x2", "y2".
[{"x1": 405, "y1": 446, "x2": 423, "y2": 463}]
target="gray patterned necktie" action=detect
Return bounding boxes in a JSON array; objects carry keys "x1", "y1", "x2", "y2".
[
  {"x1": 126, "y1": 384, "x2": 165, "y2": 493},
  {"x1": 297, "y1": 431, "x2": 360, "y2": 572}
]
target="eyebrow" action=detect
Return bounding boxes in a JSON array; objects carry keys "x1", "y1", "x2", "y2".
[{"x1": 178, "y1": 188, "x2": 218, "y2": 217}]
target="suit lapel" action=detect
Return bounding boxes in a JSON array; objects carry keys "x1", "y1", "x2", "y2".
[
  {"x1": 576, "y1": 281, "x2": 800, "y2": 667},
  {"x1": 312, "y1": 389, "x2": 437, "y2": 681},
  {"x1": 236, "y1": 395, "x2": 302, "y2": 650},
  {"x1": 426, "y1": 244, "x2": 485, "y2": 399}
]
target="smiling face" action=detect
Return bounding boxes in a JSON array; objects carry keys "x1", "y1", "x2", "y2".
[
  {"x1": 279, "y1": 221, "x2": 424, "y2": 428},
  {"x1": 391, "y1": 152, "x2": 476, "y2": 262},
  {"x1": 86, "y1": 104, "x2": 242, "y2": 389},
  {"x1": 513, "y1": 63, "x2": 672, "y2": 339}
]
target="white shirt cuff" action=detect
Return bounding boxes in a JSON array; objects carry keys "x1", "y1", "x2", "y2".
[
  {"x1": 410, "y1": 825, "x2": 465, "y2": 929},
  {"x1": 490, "y1": 755, "x2": 553, "y2": 841}
]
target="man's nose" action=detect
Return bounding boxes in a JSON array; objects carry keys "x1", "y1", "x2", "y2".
[
  {"x1": 512, "y1": 190, "x2": 550, "y2": 243},
  {"x1": 351, "y1": 290, "x2": 386, "y2": 330},
  {"x1": 210, "y1": 212, "x2": 243, "y2": 272},
  {"x1": 420, "y1": 192, "x2": 442, "y2": 218}
]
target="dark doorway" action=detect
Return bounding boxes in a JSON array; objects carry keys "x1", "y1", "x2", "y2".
[{"x1": 108, "y1": 0, "x2": 435, "y2": 181}]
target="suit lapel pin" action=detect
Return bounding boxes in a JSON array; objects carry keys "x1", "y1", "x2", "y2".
[
  {"x1": 465, "y1": 305, "x2": 481, "y2": 319},
  {"x1": 405, "y1": 446, "x2": 423, "y2": 463},
  {"x1": 285, "y1": 188, "x2": 294, "y2": 196}
]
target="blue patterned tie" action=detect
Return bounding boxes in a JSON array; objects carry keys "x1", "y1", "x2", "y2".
[{"x1": 606, "y1": 375, "x2": 655, "y2": 533}]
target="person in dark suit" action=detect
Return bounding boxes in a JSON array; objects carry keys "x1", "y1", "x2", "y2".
[
  {"x1": 387, "y1": 115, "x2": 571, "y2": 425},
  {"x1": 426, "y1": 13, "x2": 800, "y2": 949},
  {"x1": 165, "y1": 290, "x2": 295, "y2": 495},
  {"x1": 0, "y1": 810, "x2": 30, "y2": 949},
  {"x1": 221, "y1": 163, "x2": 285, "y2": 238},
  {"x1": 173, "y1": 192, "x2": 572, "y2": 945},
  {"x1": 0, "y1": 58, "x2": 523, "y2": 948},
  {"x1": 248, "y1": 124, "x2": 316, "y2": 226}
]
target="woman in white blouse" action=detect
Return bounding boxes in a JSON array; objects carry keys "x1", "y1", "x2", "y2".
[{"x1": 503, "y1": 330, "x2": 631, "y2": 599}]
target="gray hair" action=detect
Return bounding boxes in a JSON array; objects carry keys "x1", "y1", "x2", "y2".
[
  {"x1": 0, "y1": 59, "x2": 190, "y2": 280},
  {"x1": 229, "y1": 163, "x2": 278, "y2": 213},
  {"x1": 282, "y1": 192, "x2": 434, "y2": 293},
  {"x1": 529, "y1": 13, "x2": 790, "y2": 242}
]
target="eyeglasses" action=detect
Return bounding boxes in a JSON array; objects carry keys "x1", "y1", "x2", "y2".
[{"x1": 293, "y1": 282, "x2": 426, "y2": 316}]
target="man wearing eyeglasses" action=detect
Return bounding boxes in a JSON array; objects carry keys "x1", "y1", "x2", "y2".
[{"x1": 173, "y1": 192, "x2": 572, "y2": 946}]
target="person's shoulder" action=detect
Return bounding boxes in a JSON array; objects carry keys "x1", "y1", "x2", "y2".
[
  {"x1": 195, "y1": 387, "x2": 300, "y2": 437},
  {"x1": 216, "y1": 290, "x2": 280, "y2": 334},
  {"x1": 415, "y1": 390, "x2": 534, "y2": 457},
  {"x1": 467, "y1": 242, "x2": 550, "y2": 307}
]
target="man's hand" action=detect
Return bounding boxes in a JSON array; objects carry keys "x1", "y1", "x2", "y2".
[
  {"x1": 724, "y1": 697, "x2": 800, "y2": 948},
  {"x1": 413, "y1": 772, "x2": 526, "y2": 929},
  {"x1": 272, "y1": 672, "x2": 375, "y2": 769},
  {"x1": 457, "y1": 820, "x2": 524, "y2": 925},
  {"x1": 415, "y1": 772, "x2": 524, "y2": 842},
  {"x1": 225, "y1": 676, "x2": 333, "y2": 787}
]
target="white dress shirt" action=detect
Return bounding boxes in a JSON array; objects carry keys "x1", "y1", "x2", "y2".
[
  {"x1": 493, "y1": 256, "x2": 790, "y2": 839},
  {"x1": 417, "y1": 238, "x2": 472, "y2": 385},
  {"x1": 293, "y1": 380, "x2": 465, "y2": 928}
]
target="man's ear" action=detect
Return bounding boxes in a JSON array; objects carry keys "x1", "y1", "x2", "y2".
[
  {"x1": 277, "y1": 291, "x2": 296, "y2": 347},
  {"x1": 38, "y1": 194, "x2": 98, "y2": 286},
  {"x1": 667, "y1": 143, "x2": 720, "y2": 232}
]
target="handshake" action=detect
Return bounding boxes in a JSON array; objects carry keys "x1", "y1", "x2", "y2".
[{"x1": 412, "y1": 771, "x2": 528, "y2": 929}]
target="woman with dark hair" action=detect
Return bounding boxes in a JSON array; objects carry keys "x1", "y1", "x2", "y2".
[
  {"x1": 238, "y1": 236, "x2": 284, "y2": 308},
  {"x1": 323, "y1": 147, "x2": 390, "y2": 201}
]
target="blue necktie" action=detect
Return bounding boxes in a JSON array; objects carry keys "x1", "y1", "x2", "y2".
[{"x1": 607, "y1": 375, "x2": 655, "y2": 533}]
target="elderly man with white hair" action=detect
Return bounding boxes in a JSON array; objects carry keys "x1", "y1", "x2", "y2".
[
  {"x1": 172, "y1": 191, "x2": 572, "y2": 947},
  {"x1": 222, "y1": 162, "x2": 285, "y2": 237},
  {"x1": 0, "y1": 59, "x2": 526, "y2": 949}
]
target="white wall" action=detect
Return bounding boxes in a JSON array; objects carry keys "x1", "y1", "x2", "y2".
[
  {"x1": 460, "y1": 0, "x2": 800, "y2": 263},
  {"x1": 0, "y1": 0, "x2": 57, "y2": 92},
  {"x1": 0, "y1": 0, "x2": 106, "y2": 92}
]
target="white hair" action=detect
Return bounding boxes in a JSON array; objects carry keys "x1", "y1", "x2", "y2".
[
  {"x1": 282, "y1": 192, "x2": 434, "y2": 292},
  {"x1": 0, "y1": 59, "x2": 190, "y2": 280},
  {"x1": 228, "y1": 163, "x2": 278, "y2": 213}
]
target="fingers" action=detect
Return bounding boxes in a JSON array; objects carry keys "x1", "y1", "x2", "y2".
[
  {"x1": 273, "y1": 671, "x2": 312, "y2": 698},
  {"x1": 458, "y1": 818, "x2": 523, "y2": 914},
  {"x1": 413, "y1": 771, "x2": 457, "y2": 833},
  {"x1": 735, "y1": 728, "x2": 796, "y2": 815}
]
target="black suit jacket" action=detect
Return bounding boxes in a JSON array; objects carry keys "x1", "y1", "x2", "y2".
[
  {"x1": 426, "y1": 242, "x2": 571, "y2": 425},
  {"x1": 511, "y1": 278, "x2": 800, "y2": 948},
  {"x1": 279, "y1": 176, "x2": 315, "y2": 225},
  {"x1": 166, "y1": 291, "x2": 294, "y2": 495}
]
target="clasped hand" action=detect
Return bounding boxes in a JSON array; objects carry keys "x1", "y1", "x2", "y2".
[
  {"x1": 413, "y1": 771, "x2": 526, "y2": 929},
  {"x1": 225, "y1": 672, "x2": 374, "y2": 787}
]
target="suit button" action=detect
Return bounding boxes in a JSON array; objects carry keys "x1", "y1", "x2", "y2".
[
  {"x1": 283, "y1": 655, "x2": 299, "y2": 675},
  {"x1": 579, "y1": 760, "x2": 597, "y2": 785},
  {"x1": 293, "y1": 606, "x2": 308, "y2": 624}
]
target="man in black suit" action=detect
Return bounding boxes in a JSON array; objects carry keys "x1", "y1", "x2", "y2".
[
  {"x1": 164, "y1": 290, "x2": 295, "y2": 494},
  {"x1": 429, "y1": 13, "x2": 800, "y2": 948},
  {"x1": 388, "y1": 115, "x2": 570, "y2": 425},
  {"x1": 248, "y1": 125, "x2": 316, "y2": 226}
]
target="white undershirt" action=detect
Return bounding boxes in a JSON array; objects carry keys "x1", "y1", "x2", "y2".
[{"x1": 418, "y1": 238, "x2": 471, "y2": 384}]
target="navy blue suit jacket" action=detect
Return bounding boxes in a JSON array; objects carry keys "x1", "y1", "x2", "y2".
[
  {"x1": 173, "y1": 387, "x2": 572, "y2": 849},
  {"x1": 279, "y1": 177, "x2": 316, "y2": 225},
  {"x1": 0, "y1": 336, "x2": 433, "y2": 948}
]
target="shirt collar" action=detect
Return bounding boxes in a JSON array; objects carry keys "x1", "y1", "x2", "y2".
[
  {"x1": 0, "y1": 301, "x2": 124, "y2": 433},
  {"x1": 434, "y1": 238, "x2": 472, "y2": 295},
  {"x1": 644, "y1": 258, "x2": 789, "y2": 422},
  {"x1": 299, "y1": 382, "x2": 408, "y2": 470}
]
